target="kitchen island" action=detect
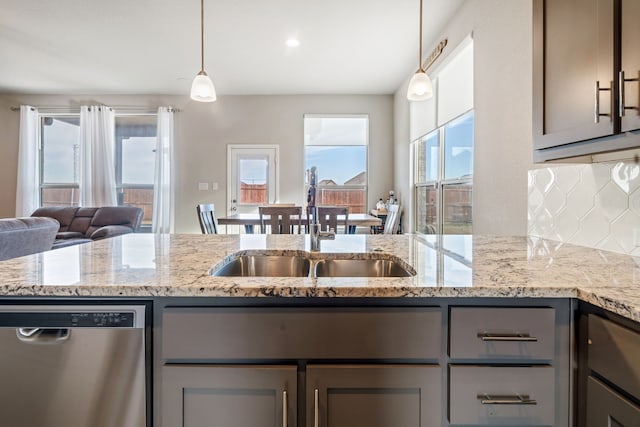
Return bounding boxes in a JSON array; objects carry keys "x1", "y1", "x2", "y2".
[
  {"x1": 0, "y1": 233, "x2": 639, "y2": 427},
  {"x1": 0, "y1": 233, "x2": 637, "y2": 321}
]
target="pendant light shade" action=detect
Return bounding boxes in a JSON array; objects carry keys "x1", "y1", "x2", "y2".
[
  {"x1": 407, "y1": 0, "x2": 433, "y2": 101},
  {"x1": 191, "y1": 0, "x2": 217, "y2": 102},
  {"x1": 407, "y1": 71, "x2": 433, "y2": 101},
  {"x1": 191, "y1": 71, "x2": 216, "y2": 102}
]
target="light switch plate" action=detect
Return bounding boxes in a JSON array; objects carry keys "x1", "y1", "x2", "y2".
[
  {"x1": 198, "y1": 182, "x2": 209, "y2": 191},
  {"x1": 212, "y1": 182, "x2": 219, "y2": 191}
]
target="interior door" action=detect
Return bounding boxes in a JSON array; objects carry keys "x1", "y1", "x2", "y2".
[{"x1": 227, "y1": 145, "x2": 279, "y2": 216}]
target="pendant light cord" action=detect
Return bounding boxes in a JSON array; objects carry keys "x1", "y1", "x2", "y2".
[
  {"x1": 418, "y1": 0, "x2": 424, "y2": 72},
  {"x1": 200, "y1": 0, "x2": 205, "y2": 72}
]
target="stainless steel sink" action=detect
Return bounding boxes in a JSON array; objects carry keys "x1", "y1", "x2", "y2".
[
  {"x1": 211, "y1": 255, "x2": 311, "y2": 277},
  {"x1": 211, "y1": 253, "x2": 415, "y2": 278},
  {"x1": 313, "y1": 258, "x2": 415, "y2": 277}
]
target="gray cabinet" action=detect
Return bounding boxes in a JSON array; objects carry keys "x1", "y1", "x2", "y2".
[
  {"x1": 586, "y1": 377, "x2": 640, "y2": 427},
  {"x1": 162, "y1": 365, "x2": 297, "y2": 427},
  {"x1": 448, "y1": 306, "x2": 567, "y2": 426},
  {"x1": 159, "y1": 306, "x2": 442, "y2": 427},
  {"x1": 533, "y1": 0, "x2": 640, "y2": 162},
  {"x1": 449, "y1": 366, "x2": 555, "y2": 426},
  {"x1": 156, "y1": 300, "x2": 571, "y2": 427},
  {"x1": 582, "y1": 314, "x2": 640, "y2": 427},
  {"x1": 306, "y1": 365, "x2": 441, "y2": 427}
]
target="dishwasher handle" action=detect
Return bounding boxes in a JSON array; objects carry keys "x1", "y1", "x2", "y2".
[{"x1": 16, "y1": 328, "x2": 71, "y2": 344}]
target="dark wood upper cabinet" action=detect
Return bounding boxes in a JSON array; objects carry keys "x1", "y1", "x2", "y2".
[
  {"x1": 620, "y1": 0, "x2": 640, "y2": 133},
  {"x1": 533, "y1": 0, "x2": 640, "y2": 162}
]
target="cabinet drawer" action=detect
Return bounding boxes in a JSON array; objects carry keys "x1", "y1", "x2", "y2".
[
  {"x1": 449, "y1": 307, "x2": 555, "y2": 360},
  {"x1": 449, "y1": 365, "x2": 555, "y2": 426},
  {"x1": 588, "y1": 314, "x2": 640, "y2": 401},
  {"x1": 586, "y1": 376, "x2": 640, "y2": 427},
  {"x1": 162, "y1": 307, "x2": 441, "y2": 360}
]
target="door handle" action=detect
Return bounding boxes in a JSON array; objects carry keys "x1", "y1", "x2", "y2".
[
  {"x1": 314, "y1": 388, "x2": 319, "y2": 427},
  {"x1": 477, "y1": 332, "x2": 538, "y2": 342},
  {"x1": 477, "y1": 393, "x2": 537, "y2": 405},
  {"x1": 16, "y1": 328, "x2": 71, "y2": 344},
  {"x1": 594, "y1": 80, "x2": 613, "y2": 123},
  {"x1": 282, "y1": 390, "x2": 287, "y2": 427},
  {"x1": 619, "y1": 70, "x2": 640, "y2": 117}
]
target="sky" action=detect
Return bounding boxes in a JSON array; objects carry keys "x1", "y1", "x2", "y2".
[
  {"x1": 43, "y1": 118, "x2": 156, "y2": 184},
  {"x1": 304, "y1": 146, "x2": 366, "y2": 184}
]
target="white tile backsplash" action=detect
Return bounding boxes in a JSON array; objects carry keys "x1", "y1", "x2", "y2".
[{"x1": 528, "y1": 162, "x2": 640, "y2": 255}]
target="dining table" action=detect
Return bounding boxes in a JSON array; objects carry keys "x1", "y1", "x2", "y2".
[{"x1": 217, "y1": 212, "x2": 382, "y2": 234}]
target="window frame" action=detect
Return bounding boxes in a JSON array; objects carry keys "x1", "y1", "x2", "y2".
[
  {"x1": 413, "y1": 109, "x2": 474, "y2": 235},
  {"x1": 38, "y1": 112, "x2": 158, "y2": 231},
  {"x1": 38, "y1": 114, "x2": 81, "y2": 208},
  {"x1": 114, "y1": 114, "x2": 158, "y2": 231},
  {"x1": 303, "y1": 114, "x2": 369, "y2": 214}
]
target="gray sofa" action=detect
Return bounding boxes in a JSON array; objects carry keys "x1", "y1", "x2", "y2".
[
  {"x1": 0, "y1": 217, "x2": 59, "y2": 261},
  {"x1": 31, "y1": 206, "x2": 143, "y2": 249}
]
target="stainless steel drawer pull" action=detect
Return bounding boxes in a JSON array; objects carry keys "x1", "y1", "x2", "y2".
[
  {"x1": 477, "y1": 333, "x2": 538, "y2": 342},
  {"x1": 282, "y1": 390, "x2": 287, "y2": 427},
  {"x1": 619, "y1": 70, "x2": 640, "y2": 117},
  {"x1": 314, "y1": 388, "x2": 319, "y2": 427},
  {"x1": 477, "y1": 394, "x2": 537, "y2": 405},
  {"x1": 595, "y1": 80, "x2": 613, "y2": 123}
]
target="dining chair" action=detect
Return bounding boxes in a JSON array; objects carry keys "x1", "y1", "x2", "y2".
[
  {"x1": 258, "y1": 206, "x2": 302, "y2": 234},
  {"x1": 312, "y1": 206, "x2": 349, "y2": 234},
  {"x1": 383, "y1": 204, "x2": 402, "y2": 234},
  {"x1": 197, "y1": 204, "x2": 219, "y2": 234}
]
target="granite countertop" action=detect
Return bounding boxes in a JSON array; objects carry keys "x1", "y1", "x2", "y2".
[{"x1": 0, "y1": 233, "x2": 638, "y2": 322}]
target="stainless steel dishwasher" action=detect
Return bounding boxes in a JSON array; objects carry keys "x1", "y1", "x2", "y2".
[{"x1": 0, "y1": 304, "x2": 148, "y2": 427}]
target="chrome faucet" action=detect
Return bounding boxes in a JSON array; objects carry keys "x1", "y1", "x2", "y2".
[{"x1": 307, "y1": 166, "x2": 335, "y2": 251}]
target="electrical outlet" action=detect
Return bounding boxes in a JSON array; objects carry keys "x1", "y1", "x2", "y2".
[{"x1": 198, "y1": 182, "x2": 209, "y2": 191}]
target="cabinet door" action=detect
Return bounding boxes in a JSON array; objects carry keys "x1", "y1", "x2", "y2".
[
  {"x1": 306, "y1": 365, "x2": 440, "y2": 427},
  {"x1": 586, "y1": 376, "x2": 640, "y2": 427},
  {"x1": 162, "y1": 365, "x2": 297, "y2": 427},
  {"x1": 620, "y1": 0, "x2": 640, "y2": 132},
  {"x1": 533, "y1": 0, "x2": 615, "y2": 150}
]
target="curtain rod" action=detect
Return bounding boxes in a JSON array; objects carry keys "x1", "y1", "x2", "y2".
[{"x1": 10, "y1": 106, "x2": 179, "y2": 113}]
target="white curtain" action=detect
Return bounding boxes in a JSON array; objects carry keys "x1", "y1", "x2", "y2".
[
  {"x1": 79, "y1": 105, "x2": 117, "y2": 207},
  {"x1": 15, "y1": 105, "x2": 39, "y2": 216},
  {"x1": 152, "y1": 107, "x2": 175, "y2": 233}
]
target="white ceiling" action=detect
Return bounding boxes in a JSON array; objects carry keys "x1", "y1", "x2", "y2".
[{"x1": 0, "y1": 0, "x2": 464, "y2": 96}]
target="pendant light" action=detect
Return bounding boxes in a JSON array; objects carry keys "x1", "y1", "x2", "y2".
[
  {"x1": 407, "y1": 0, "x2": 433, "y2": 101},
  {"x1": 190, "y1": 0, "x2": 217, "y2": 102}
]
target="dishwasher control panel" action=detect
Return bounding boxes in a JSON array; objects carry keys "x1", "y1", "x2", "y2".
[{"x1": 0, "y1": 311, "x2": 136, "y2": 328}]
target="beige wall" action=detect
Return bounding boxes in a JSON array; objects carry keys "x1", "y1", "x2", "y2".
[
  {"x1": 394, "y1": 0, "x2": 534, "y2": 235},
  {"x1": 0, "y1": 94, "x2": 393, "y2": 233}
]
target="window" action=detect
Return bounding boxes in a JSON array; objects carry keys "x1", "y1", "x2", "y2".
[
  {"x1": 39, "y1": 113, "x2": 158, "y2": 229},
  {"x1": 115, "y1": 116, "x2": 157, "y2": 229},
  {"x1": 303, "y1": 115, "x2": 368, "y2": 213},
  {"x1": 40, "y1": 116, "x2": 80, "y2": 207},
  {"x1": 411, "y1": 36, "x2": 474, "y2": 234},
  {"x1": 414, "y1": 111, "x2": 474, "y2": 234}
]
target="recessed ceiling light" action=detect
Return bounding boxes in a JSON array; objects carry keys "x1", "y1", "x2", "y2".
[{"x1": 286, "y1": 38, "x2": 300, "y2": 48}]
